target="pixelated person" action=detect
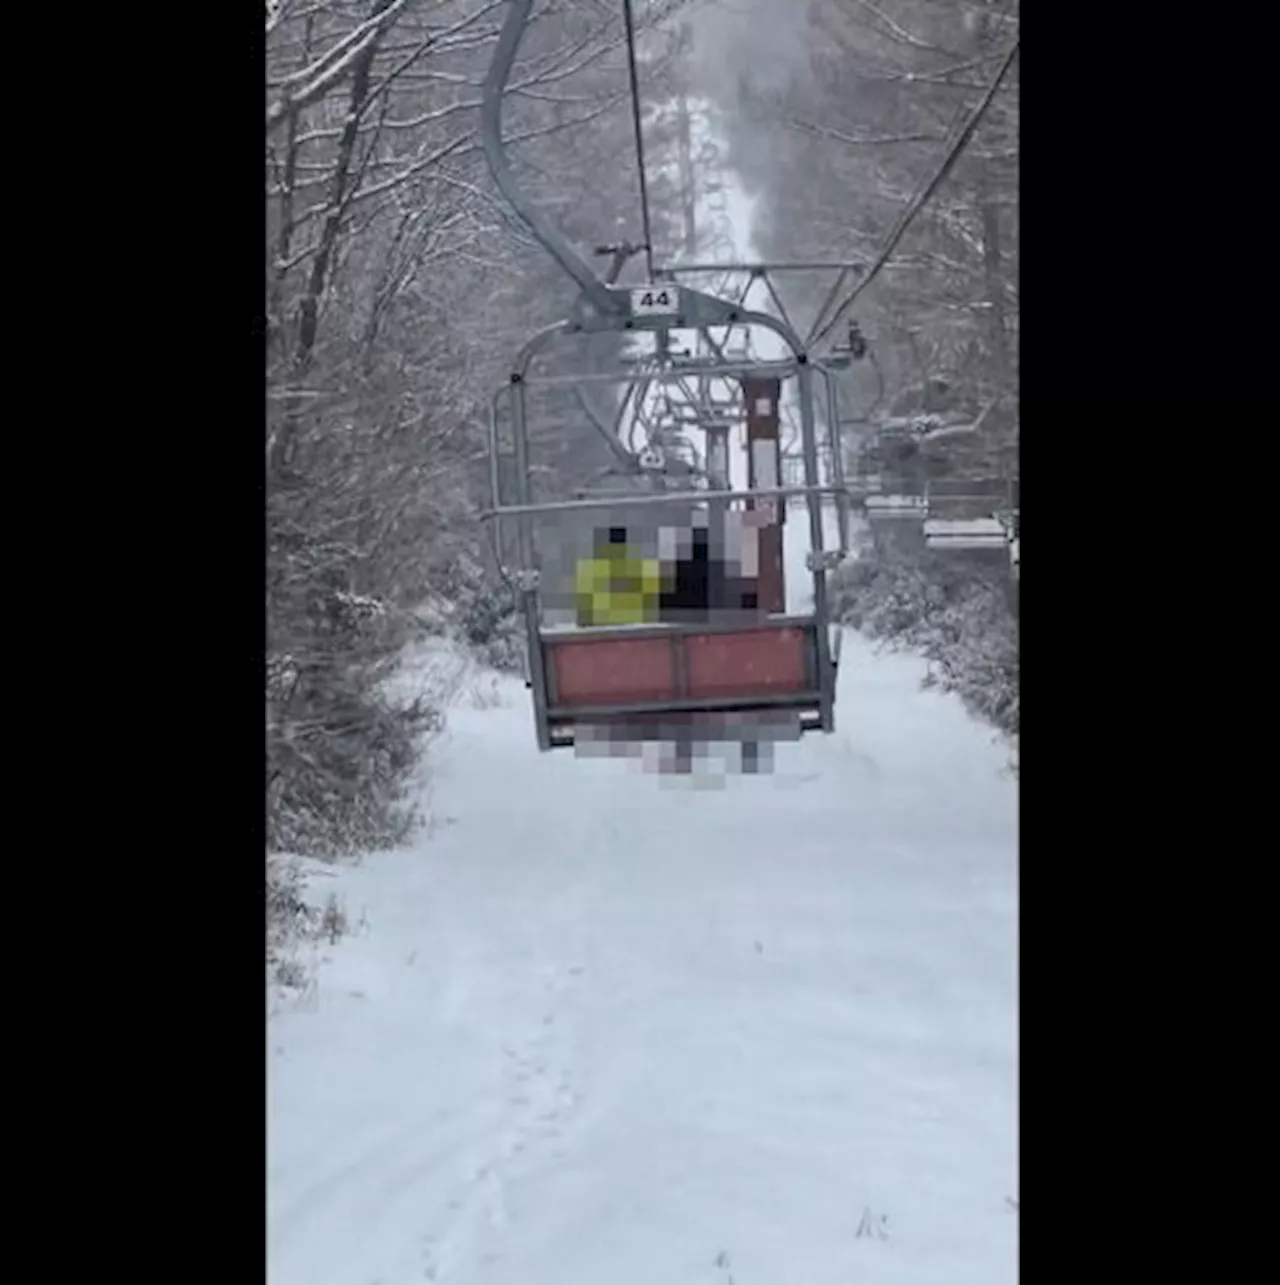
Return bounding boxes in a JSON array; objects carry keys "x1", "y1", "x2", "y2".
[
  {"x1": 658, "y1": 520, "x2": 710, "y2": 623},
  {"x1": 574, "y1": 526, "x2": 662, "y2": 627},
  {"x1": 653, "y1": 515, "x2": 764, "y2": 777},
  {"x1": 659, "y1": 515, "x2": 759, "y2": 624}
]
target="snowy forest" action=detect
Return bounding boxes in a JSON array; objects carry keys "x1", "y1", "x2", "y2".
[
  {"x1": 265, "y1": 0, "x2": 1019, "y2": 879},
  {"x1": 267, "y1": 8, "x2": 1019, "y2": 1272}
]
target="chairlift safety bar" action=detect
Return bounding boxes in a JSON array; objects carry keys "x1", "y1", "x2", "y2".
[
  {"x1": 484, "y1": 481, "x2": 850, "y2": 522},
  {"x1": 514, "y1": 358, "x2": 803, "y2": 389}
]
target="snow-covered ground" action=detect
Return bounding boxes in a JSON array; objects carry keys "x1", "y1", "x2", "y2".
[
  {"x1": 268, "y1": 610, "x2": 1018, "y2": 1285},
  {"x1": 268, "y1": 121, "x2": 1016, "y2": 1285}
]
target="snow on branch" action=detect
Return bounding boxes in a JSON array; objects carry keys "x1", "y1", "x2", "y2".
[
  {"x1": 267, "y1": 0, "x2": 418, "y2": 134},
  {"x1": 781, "y1": 114, "x2": 945, "y2": 148}
]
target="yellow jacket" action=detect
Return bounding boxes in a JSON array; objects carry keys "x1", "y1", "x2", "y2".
[{"x1": 575, "y1": 549, "x2": 662, "y2": 626}]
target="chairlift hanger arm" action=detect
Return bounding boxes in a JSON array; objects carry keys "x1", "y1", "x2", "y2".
[
  {"x1": 484, "y1": 7, "x2": 862, "y2": 345},
  {"x1": 571, "y1": 384, "x2": 640, "y2": 470},
  {"x1": 594, "y1": 242, "x2": 646, "y2": 285},
  {"x1": 481, "y1": 0, "x2": 622, "y2": 316},
  {"x1": 483, "y1": 9, "x2": 779, "y2": 339}
]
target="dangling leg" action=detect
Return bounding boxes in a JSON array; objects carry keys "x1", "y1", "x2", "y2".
[{"x1": 673, "y1": 727, "x2": 696, "y2": 775}]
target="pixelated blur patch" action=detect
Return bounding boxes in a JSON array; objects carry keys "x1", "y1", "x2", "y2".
[{"x1": 571, "y1": 715, "x2": 787, "y2": 780}]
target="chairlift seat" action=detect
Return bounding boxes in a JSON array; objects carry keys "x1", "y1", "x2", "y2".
[
  {"x1": 536, "y1": 615, "x2": 835, "y2": 749},
  {"x1": 923, "y1": 517, "x2": 1008, "y2": 550},
  {"x1": 865, "y1": 493, "x2": 929, "y2": 519}
]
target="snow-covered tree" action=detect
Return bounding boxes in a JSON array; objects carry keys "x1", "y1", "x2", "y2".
[{"x1": 266, "y1": 0, "x2": 698, "y2": 858}]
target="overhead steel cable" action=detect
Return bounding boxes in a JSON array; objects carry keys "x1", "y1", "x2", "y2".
[
  {"x1": 621, "y1": 0, "x2": 657, "y2": 280},
  {"x1": 809, "y1": 38, "x2": 1019, "y2": 351}
]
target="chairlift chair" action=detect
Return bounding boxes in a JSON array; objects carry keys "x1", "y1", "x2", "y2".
[
  {"x1": 480, "y1": 0, "x2": 859, "y2": 754},
  {"x1": 488, "y1": 334, "x2": 846, "y2": 753},
  {"x1": 921, "y1": 476, "x2": 1017, "y2": 555},
  {"x1": 922, "y1": 517, "x2": 1008, "y2": 550},
  {"x1": 864, "y1": 493, "x2": 929, "y2": 520}
]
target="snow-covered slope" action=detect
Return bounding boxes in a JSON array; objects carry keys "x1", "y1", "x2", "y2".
[
  {"x1": 268, "y1": 138, "x2": 1016, "y2": 1285},
  {"x1": 268, "y1": 621, "x2": 1017, "y2": 1285}
]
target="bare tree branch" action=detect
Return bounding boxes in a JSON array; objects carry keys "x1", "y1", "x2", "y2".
[
  {"x1": 782, "y1": 115, "x2": 945, "y2": 148},
  {"x1": 267, "y1": 0, "x2": 417, "y2": 133}
]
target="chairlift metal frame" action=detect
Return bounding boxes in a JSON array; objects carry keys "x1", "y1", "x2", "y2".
[
  {"x1": 479, "y1": 0, "x2": 864, "y2": 752},
  {"x1": 919, "y1": 476, "x2": 1018, "y2": 554},
  {"x1": 922, "y1": 517, "x2": 1008, "y2": 551}
]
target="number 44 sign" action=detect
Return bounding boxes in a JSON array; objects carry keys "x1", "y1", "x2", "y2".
[{"x1": 630, "y1": 285, "x2": 680, "y2": 317}]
